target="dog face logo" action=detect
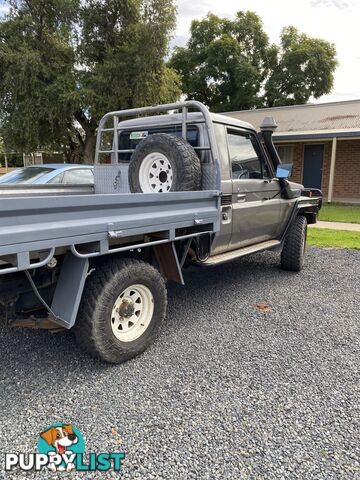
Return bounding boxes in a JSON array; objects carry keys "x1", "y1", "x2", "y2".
[
  {"x1": 40, "y1": 425, "x2": 78, "y2": 455},
  {"x1": 38, "y1": 423, "x2": 84, "y2": 472},
  {"x1": 6, "y1": 422, "x2": 125, "y2": 473}
]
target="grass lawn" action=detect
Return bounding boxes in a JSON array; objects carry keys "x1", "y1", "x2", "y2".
[
  {"x1": 308, "y1": 228, "x2": 360, "y2": 249},
  {"x1": 319, "y1": 203, "x2": 360, "y2": 224}
]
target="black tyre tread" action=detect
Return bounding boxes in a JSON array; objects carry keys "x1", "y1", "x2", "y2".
[
  {"x1": 129, "y1": 133, "x2": 201, "y2": 192},
  {"x1": 74, "y1": 257, "x2": 167, "y2": 363},
  {"x1": 281, "y1": 215, "x2": 307, "y2": 272}
]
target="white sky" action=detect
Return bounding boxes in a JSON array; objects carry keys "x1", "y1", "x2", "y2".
[{"x1": 174, "y1": 0, "x2": 360, "y2": 103}]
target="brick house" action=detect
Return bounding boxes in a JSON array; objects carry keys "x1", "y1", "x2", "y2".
[{"x1": 226, "y1": 100, "x2": 360, "y2": 203}]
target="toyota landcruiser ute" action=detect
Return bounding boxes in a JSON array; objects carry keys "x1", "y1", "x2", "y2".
[{"x1": 0, "y1": 101, "x2": 322, "y2": 363}]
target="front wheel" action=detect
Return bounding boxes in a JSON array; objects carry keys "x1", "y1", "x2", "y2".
[
  {"x1": 74, "y1": 258, "x2": 167, "y2": 363},
  {"x1": 281, "y1": 215, "x2": 307, "y2": 272}
]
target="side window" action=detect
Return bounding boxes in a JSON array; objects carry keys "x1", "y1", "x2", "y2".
[
  {"x1": 48, "y1": 172, "x2": 64, "y2": 184},
  {"x1": 227, "y1": 130, "x2": 269, "y2": 180},
  {"x1": 62, "y1": 169, "x2": 94, "y2": 184}
]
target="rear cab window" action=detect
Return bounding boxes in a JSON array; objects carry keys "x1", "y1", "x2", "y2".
[{"x1": 118, "y1": 125, "x2": 200, "y2": 162}]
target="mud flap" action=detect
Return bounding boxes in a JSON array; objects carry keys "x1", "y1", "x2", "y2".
[
  {"x1": 51, "y1": 253, "x2": 89, "y2": 329},
  {"x1": 153, "y1": 242, "x2": 184, "y2": 285}
]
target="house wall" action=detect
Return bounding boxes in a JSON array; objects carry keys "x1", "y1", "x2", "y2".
[
  {"x1": 333, "y1": 140, "x2": 360, "y2": 199},
  {"x1": 275, "y1": 139, "x2": 360, "y2": 200},
  {"x1": 289, "y1": 143, "x2": 304, "y2": 184}
]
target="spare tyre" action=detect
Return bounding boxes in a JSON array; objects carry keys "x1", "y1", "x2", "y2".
[{"x1": 128, "y1": 133, "x2": 201, "y2": 193}]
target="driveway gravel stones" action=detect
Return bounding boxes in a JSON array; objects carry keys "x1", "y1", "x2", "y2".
[{"x1": 0, "y1": 247, "x2": 359, "y2": 479}]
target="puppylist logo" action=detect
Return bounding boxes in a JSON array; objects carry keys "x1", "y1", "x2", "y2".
[{"x1": 5, "y1": 423, "x2": 125, "y2": 473}]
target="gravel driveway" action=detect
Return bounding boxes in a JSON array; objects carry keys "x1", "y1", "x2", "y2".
[{"x1": 0, "y1": 247, "x2": 359, "y2": 479}]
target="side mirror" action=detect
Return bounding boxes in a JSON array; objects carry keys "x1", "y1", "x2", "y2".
[{"x1": 276, "y1": 163, "x2": 293, "y2": 179}]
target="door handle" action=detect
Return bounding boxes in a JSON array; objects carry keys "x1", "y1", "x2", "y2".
[{"x1": 237, "y1": 194, "x2": 246, "y2": 202}]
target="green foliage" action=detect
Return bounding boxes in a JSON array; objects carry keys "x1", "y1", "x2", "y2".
[
  {"x1": 0, "y1": 0, "x2": 79, "y2": 152},
  {"x1": 265, "y1": 26, "x2": 338, "y2": 107},
  {"x1": 0, "y1": 0, "x2": 180, "y2": 162},
  {"x1": 169, "y1": 11, "x2": 337, "y2": 112},
  {"x1": 78, "y1": 0, "x2": 178, "y2": 119}
]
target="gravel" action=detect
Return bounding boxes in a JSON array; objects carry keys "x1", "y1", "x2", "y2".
[{"x1": 0, "y1": 247, "x2": 359, "y2": 479}]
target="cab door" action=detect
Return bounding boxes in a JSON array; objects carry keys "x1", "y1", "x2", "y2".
[{"x1": 227, "y1": 128, "x2": 284, "y2": 248}]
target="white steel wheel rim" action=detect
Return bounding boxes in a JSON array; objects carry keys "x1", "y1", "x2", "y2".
[
  {"x1": 111, "y1": 284, "x2": 154, "y2": 342},
  {"x1": 139, "y1": 152, "x2": 173, "y2": 193}
]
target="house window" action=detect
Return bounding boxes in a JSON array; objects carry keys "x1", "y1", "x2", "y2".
[{"x1": 277, "y1": 145, "x2": 294, "y2": 164}]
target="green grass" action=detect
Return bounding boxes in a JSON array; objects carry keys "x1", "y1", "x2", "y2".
[
  {"x1": 308, "y1": 228, "x2": 360, "y2": 249},
  {"x1": 319, "y1": 203, "x2": 360, "y2": 224}
]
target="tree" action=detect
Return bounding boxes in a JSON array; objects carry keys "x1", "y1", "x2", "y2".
[
  {"x1": 169, "y1": 11, "x2": 337, "y2": 112},
  {"x1": 0, "y1": 136, "x2": 4, "y2": 166},
  {"x1": 264, "y1": 26, "x2": 338, "y2": 107},
  {"x1": 75, "y1": 0, "x2": 180, "y2": 162},
  {"x1": 0, "y1": 0, "x2": 79, "y2": 155},
  {"x1": 0, "y1": 0, "x2": 180, "y2": 163}
]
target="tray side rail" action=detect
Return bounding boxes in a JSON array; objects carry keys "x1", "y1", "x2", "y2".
[{"x1": 0, "y1": 190, "x2": 221, "y2": 275}]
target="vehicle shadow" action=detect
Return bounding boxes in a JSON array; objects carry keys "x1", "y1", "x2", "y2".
[{"x1": 0, "y1": 251, "x2": 281, "y2": 384}]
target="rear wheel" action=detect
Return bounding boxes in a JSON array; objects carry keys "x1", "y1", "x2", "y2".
[
  {"x1": 281, "y1": 215, "x2": 307, "y2": 272},
  {"x1": 74, "y1": 258, "x2": 167, "y2": 363}
]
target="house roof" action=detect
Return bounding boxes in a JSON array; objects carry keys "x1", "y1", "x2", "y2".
[{"x1": 223, "y1": 99, "x2": 360, "y2": 140}]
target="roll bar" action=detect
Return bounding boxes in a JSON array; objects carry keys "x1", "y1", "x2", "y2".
[{"x1": 95, "y1": 101, "x2": 221, "y2": 188}]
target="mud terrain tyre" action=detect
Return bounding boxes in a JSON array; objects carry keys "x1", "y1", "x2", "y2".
[
  {"x1": 74, "y1": 258, "x2": 167, "y2": 363},
  {"x1": 281, "y1": 215, "x2": 307, "y2": 272},
  {"x1": 129, "y1": 133, "x2": 201, "y2": 193}
]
